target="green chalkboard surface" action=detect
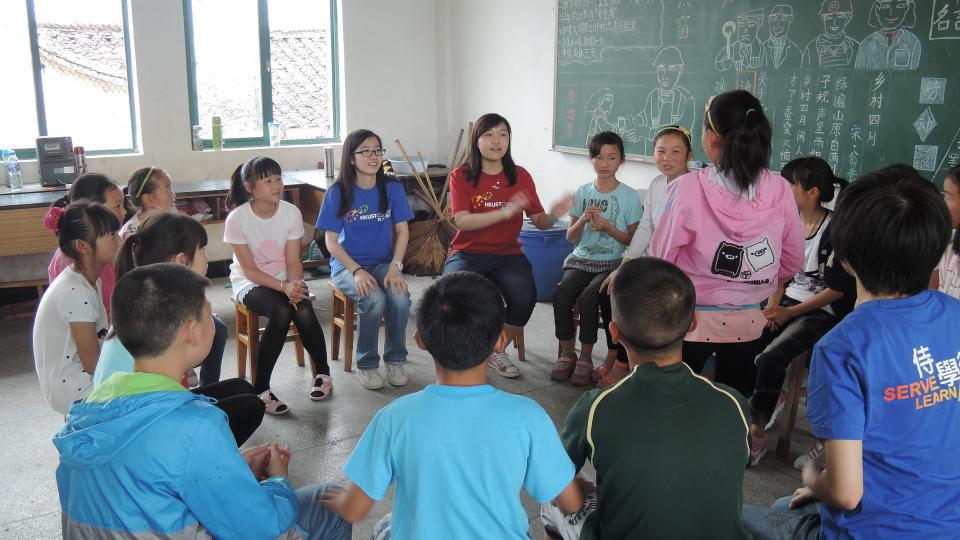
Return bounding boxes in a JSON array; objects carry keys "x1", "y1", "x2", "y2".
[{"x1": 554, "y1": 0, "x2": 960, "y2": 183}]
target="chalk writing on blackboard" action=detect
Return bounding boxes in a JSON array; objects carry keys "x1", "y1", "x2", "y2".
[
  {"x1": 715, "y1": 9, "x2": 766, "y2": 71},
  {"x1": 585, "y1": 88, "x2": 617, "y2": 143},
  {"x1": 801, "y1": 0, "x2": 859, "y2": 69},
  {"x1": 914, "y1": 107, "x2": 937, "y2": 143},
  {"x1": 920, "y1": 77, "x2": 947, "y2": 104},
  {"x1": 930, "y1": 0, "x2": 960, "y2": 40},
  {"x1": 914, "y1": 144, "x2": 939, "y2": 171},
  {"x1": 855, "y1": 0, "x2": 922, "y2": 71},
  {"x1": 625, "y1": 46, "x2": 696, "y2": 146}
]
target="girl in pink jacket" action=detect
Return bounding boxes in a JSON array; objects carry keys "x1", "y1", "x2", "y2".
[{"x1": 650, "y1": 90, "x2": 804, "y2": 410}]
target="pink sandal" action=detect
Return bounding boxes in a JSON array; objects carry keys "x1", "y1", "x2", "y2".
[
  {"x1": 259, "y1": 390, "x2": 290, "y2": 416},
  {"x1": 310, "y1": 374, "x2": 333, "y2": 401}
]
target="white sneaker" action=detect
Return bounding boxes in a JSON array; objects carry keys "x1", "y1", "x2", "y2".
[
  {"x1": 357, "y1": 368, "x2": 385, "y2": 390},
  {"x1": 385, "y1": 364, "x2": 408, "y2": 387},
  {"x1": 488, "y1": 352, "x2": 520, "y2": 378},
  {"x1": 793, "y1": 441, "x2": 825, "y2": 471}
]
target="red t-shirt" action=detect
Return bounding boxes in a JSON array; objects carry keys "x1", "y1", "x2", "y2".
[{"x1": 449, "y1": 165, "x2": 545, "y2": 255}]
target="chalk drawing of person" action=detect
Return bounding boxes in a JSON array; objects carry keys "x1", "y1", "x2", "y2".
[
  {"x1": 855, "y1": 0, "x2": 921, "y2": 71},
  {"x1": 715, "y1": 9, "x2": 768, "y2": 71},
  {"x1": 626, "y1": 47, "x2": 695, "y2": 144},
  {"x1": 585, "y1": 88, "x2": 618, "y2": 145},
  {"x1": 802, "y1": 0, "x2": 860, "y2": 69},
  {"x1": 763, "y1": 5, "x2": 803, "y2": 69}
]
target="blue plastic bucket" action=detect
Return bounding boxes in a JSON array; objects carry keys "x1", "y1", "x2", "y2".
[{"x1": 519, "y1": 220, "x2": 573, "y2": 302}]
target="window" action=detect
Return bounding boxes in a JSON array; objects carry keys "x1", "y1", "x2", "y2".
[
  {"x1": 0, "y1": 0, "x2": 138, "y2": 158},
  {"x1": 184, "y1": 0, "x2": 339, "y2": 147}
]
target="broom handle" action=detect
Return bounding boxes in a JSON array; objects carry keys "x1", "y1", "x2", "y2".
[
  {"x1": 438, "y1": 128, "x2": 464, "y2": 213},
  {"x1": 418, "y1": 151, "x2": 442, "y2": 210},
  {"x1": 395, "y1": 140, "x2": 443, "y2": 216}
]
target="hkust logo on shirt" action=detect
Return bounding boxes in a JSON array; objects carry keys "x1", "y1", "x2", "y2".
[
  {"x1": 472, "y1": 192, "x2": 511, "y2": 210},
  {"x1": 344, "y1": 204, "x2": 392, "y2": 224},
  {"x1": 884, "y1": 346, "x2": 960, "y2": 409}
]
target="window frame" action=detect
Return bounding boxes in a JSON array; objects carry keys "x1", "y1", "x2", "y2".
[
  {"x1": 182, "y1": 0, "x2": 340, "y2": 149},
  {"x1": 15, "y1": 0, "x2": 140, "y2": 160}
]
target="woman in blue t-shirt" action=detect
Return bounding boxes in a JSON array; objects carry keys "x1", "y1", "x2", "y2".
[{"x1": 317, "y1": 129, "x2": 414, "y2": 391}]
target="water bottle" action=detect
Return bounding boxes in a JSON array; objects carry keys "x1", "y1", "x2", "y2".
[
  {"x1": 211, "y1": 116, "x2": 224, "y2": 150},
  {"x1": 5, "y1": 150, "x2": 23, "y2": 191}
]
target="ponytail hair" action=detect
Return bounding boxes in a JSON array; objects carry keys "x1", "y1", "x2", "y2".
[
  {"x1": 227, "y1": 157, "x2": 283, "y2": 208},
  {"x1": 43, "y1": 173, "x2": 125, "y2": 232},
  {"x1": 115, "y1": 212, "x2": 209, "y2": 279},
  {"x1": 781, "y1": 156, "x2": 849, "y2": 204},
  {"x1": 58, "y1": 201, "x2": 120, "y2": 273},
  {"x1": 465, "y1": 113, "x2": 517, "y2": 188},
  {"x1": 126, "y1": 166, "x2": 167, "y2": 209},
  {"x1": 703, "y1": 90, "x2": 772, "y2": 192}
]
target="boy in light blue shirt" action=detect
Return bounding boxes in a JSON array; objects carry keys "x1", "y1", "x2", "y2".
[{"x1": 327, "y1": 271, "x2": 583, "y2": 539}]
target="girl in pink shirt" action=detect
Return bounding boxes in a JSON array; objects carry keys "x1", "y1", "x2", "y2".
[
  {"x1": 44, "y1": 174, "x2": 130, "y2": 320},
  {"x1": 650, "y1": 90, "x2": 804, "y2": 408}
]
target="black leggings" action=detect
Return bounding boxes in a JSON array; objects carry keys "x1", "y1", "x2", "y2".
[
  {"x1": 193, "y1": 378, "x2": 265, "y2": 446},
  {"x1": 242, "y1": 287, "x2": 329, "y2": 394},
  {"x1": 682, "y1": 339, "x2": 766, "y2": 399},
  {"x1": 553, "y1": 269, "x2": 611, "y2": 344}
]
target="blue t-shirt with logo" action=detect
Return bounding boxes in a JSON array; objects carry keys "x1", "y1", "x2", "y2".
[
  {"x1": 571, "y1": 181, "x2": 642, "y2": 261},
  {"x1": 316, "y1": 181, "x2": 413, "y2": 274},
  {"x1": 344, "y1": 384, "x2": 575, "y2": 540},
  {"x1": 808, "y1": 290, "x2": 960, "y2": 537}
]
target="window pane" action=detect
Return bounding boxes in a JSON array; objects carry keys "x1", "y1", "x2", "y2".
[
  {"x1": 268, "y1": 0, "x2": 334, "y2": 140},
  {"x1": 192, "y1": 0, "x2": 263, "y2": 140},
  {"x1": 0, "y1": 2, "x2": 40, "y2": 150},
  {"x1": 34, "y1": 0, "x2": 134, "y2": 151}
]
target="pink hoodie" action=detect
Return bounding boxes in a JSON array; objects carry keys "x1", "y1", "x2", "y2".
[{"x1": 650, "y1": 167, "x2": 804, "y2": 308}]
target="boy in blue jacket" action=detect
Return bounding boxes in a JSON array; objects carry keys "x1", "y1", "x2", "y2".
[{"x1": 53, "y1": 263, "x2": 350, "y2": 540}]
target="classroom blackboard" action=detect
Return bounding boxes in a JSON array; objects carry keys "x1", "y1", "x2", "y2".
[{"x1": 553, "y1": 0, "x2": 960, "y2": 184}]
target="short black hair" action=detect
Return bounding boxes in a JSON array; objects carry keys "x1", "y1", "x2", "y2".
[
  {"x1": 112, "y1": 263, "x2": 210, "y2": 358},
  {"x1": 831, "y1": 166, "x2": 951, "y2": 296},
  {"x1": 115, "y1": 212, "x2": 208, "y2": 279},
  {"x1": 588, "y1": 131, "x2": 625, "y2": 159},
  {"x1": 416, "y1": 272, "x2": 505, "y2": 370},
  {"x1": 58, "y1": 201, "x2": 120, "y2": 272},
  {"x1": 611, "y1": 258, "x2": 695, "y2": 354},
  {"x1": 781, "y1": 156, "x2": 848, "y2": 204}
]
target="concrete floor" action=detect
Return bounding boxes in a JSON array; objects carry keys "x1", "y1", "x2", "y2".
[{"x1": 0, "y1": 275, "x2": 815, "y2": 539}]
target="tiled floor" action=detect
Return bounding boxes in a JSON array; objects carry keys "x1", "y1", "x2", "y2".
[{"x1": 0, "y1": 275, "x2": 814, "y2": 539}]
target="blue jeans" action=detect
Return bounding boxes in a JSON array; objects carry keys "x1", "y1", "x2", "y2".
[
  {"x1": 295, "y1": 484, "x2": 352, "y2": 540},
  {"x1": 198, "y1": 314, "x2": 227, "y2": 386},
  {"x1": 442, "y1": 251, "x2": 537, "y2": 327},
  {"x1": 741, "y1": 496, "x2": 823, "y2": 540},
  {"x1": 331, "y1": 263, "x2": 411, "y2": 370}
]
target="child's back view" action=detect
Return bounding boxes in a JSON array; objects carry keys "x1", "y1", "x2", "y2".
[
  {"x1": 330, "y1": 271, "x2": 582, "y2": 539},
  {"x1": 543, "y1": 257, "x2": 750, "y2": 540}
]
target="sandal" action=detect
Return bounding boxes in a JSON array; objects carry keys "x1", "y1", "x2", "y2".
[
  {"x1": 551, "y1": 352, "x2": 578, "y2": 381},
  {"x1": 593, "y1": 353, "x2": 617, "y2": 382},
  {"x1": 570, "y1": 358, "x2": 595, "y2": 386},
  {"x1": 259, "y1": 390, "x2": 290, "y2": 416},
  {"x1": 597, "y1": 361, "x2": 630, "y2": 388},
  {"x1": 310, "y1": 374, "x2": 333, "y2": 401}
]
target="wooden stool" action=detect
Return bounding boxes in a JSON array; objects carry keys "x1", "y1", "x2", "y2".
[
  {"x1": 329, "y1": 282, "x2": 395, "y2": 372},
  {"x1": 0, "y1": 278, "x2": 48, "y2": 320},
  {"x1": 234, "y1": 300, "x2": 304, "y2": 387},
  {"x1": 776, "y1": 349, "x2": 812, "y2": 458},
  {"x1": 514, "y1": 329, "x2": 526, "y2": 362}
]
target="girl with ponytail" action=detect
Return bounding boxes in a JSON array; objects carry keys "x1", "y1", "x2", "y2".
[
  {"x1": 649, "y1": 90, "x2": 805, "y2": 467},
  {"x1": 44, "y1": 173, "x2": 128, "y2": 319}
]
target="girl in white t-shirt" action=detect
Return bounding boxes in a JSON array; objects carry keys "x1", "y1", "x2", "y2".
[
  {"x1": 933, "y1": 165, "x2": 960, "y2": 298},
  {"x1": 33, "y1": 201, "x2": 120, "y2": 415},
  {"x1": 120, "y1": 166, "x2": 176, "y2": 239},
  {"x1": 224, "y1": 157, "x2": 330, "y2": 415}
]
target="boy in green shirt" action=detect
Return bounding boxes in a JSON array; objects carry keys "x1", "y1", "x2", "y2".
[{"x1": 543, "y1": 257, "x2": 751, "y2": 539}]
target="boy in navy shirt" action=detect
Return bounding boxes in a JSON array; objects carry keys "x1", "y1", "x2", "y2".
[
  {"x1": 326, "y1": 271, "x2": 582, "y2": 539},
  {"x1": 742, "y1": 166, "x2": 960, "y2": 538}
]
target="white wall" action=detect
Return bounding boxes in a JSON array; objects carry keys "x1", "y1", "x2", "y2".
[
  {"x1": 18, "y1": 0, "x2": 442, "y2": 186},
  {"x1": 440, "y1": 0, "x2": 660, "y2": 205}
]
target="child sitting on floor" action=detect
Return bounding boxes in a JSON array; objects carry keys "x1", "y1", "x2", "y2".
[
  {"x1": 54, "y1": 263, "x2": 350, "y2": 540},
  {"x1": 327, "y1": 271, "x2": 582, "y2": 539},
  {"x1": 542, "y1": 257, "x2": 751, "y2": 540}
]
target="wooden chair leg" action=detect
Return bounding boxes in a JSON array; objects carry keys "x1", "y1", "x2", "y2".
[
  {"x1": 236, "y1": 310, "x2": 247, "y2": 381},
  {"x1": 343, "y1": 307, "x2": 355, "y2": 372},
  {"x1": 331, "y1": 296, "x2": 342, "y2": 362},
  {"x1": 294, "y1": 328, "x2": 305, "y2": 368},
  {"x1": 247, "y1": 313, "x2": 260, "y2": 388},
  {"x1": 776, "y1": 351, "x2": 810, "y2": 457},
  {"x1": 515, "y1": 331, "x2": 526, "y2": 362}
]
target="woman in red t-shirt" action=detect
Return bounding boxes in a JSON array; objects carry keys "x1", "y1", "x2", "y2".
[{"x1": 444, "y1": 113, "x2": 572, "y2": 378}]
